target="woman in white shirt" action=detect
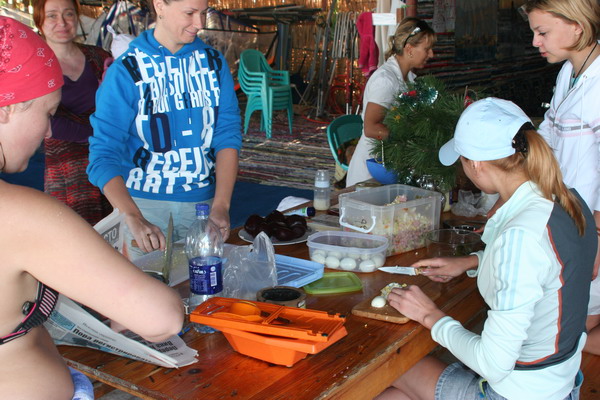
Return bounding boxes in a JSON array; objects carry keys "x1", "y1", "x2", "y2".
[
  {"x1": 523, "y1": 0, "x2": 600, "y2": 356},
  {"x1": 346, "y1": 17, "x2": 435, "y2": 187}
]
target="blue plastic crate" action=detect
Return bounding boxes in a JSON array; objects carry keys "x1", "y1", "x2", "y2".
[{"x1": 276, "y1": 255, "x2": 324, "y2": 288}]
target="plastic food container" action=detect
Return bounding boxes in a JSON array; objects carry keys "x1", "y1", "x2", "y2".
[
  {"x1": 306, "y1": 231, "x2": 389, "y2": 273},
  {"x1": 275, "y1": 255, "x2": 323, "y2": 288},
  {"x1": 302, "y1": 272, "x2": 363, "y2": 294},
  {"x1": 339, "y1": 184, "x2": 442, "y2": 256},
  {"x1": 219, "y1": 325, "x2": 347, "y2": 367}
]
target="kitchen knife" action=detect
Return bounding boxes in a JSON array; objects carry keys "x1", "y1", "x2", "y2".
[
  {"x1": 162, "y1": 213, "x2": 174, "y2": 284},
  {"x1": 378, "y1": 266, "x2": 420, "y2": 276}
]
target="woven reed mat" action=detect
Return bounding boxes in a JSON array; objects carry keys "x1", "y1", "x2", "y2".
[{"x1": 238, "y1": 109, "x2": 338, "y2": 190}]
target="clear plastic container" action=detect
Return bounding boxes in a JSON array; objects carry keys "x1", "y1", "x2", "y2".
[
  {"x1": 339, "y1": 184, "x2": 442, "y2": 256},
  {"x1": 306, "y1": 231, "x2": 389, "y2": 273},
  {"x1": 424, "y1": 229, "x2": 483, "y2": 258}
]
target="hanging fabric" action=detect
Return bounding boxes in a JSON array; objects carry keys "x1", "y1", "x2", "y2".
[{"x1": 85, "y1": 0, "x2": 149, "y2": 52}]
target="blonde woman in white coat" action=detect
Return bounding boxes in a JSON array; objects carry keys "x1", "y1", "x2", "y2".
[
  {"x1": 346, "y1": 18, "x2": 435, "y2": 187},
  {"x1": 524, "y1": 0, "x2": 600, "y2": 355}
]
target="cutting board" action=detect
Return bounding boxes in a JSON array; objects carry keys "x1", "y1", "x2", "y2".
[{"x1": 352, "y1": 283, "x2": 441, "y2": 324}]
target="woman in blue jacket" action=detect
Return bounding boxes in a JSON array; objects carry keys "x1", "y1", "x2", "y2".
[{"x1": 87, "y1": 0, "x2": 242, "y2": 258}]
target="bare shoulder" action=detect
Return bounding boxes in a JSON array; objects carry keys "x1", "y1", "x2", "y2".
[{"x1": 0, "y1": 180, "x2": 81, "y2": 228}]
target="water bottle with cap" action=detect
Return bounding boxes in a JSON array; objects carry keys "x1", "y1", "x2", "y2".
[
  {"x1": 185, "y1": 203, "x2": 223, "y2": 332},
  {"x1": 313, "y1": 169, "x2": 331, "y2": 211}
]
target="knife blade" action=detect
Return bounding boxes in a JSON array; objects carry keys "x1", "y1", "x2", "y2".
[
  {"x1": 378, "y1": 266, "x2": 420, "y2": 276},
  {"x1": 162, "y1": 213, "x2": 174, "y2": 284}
]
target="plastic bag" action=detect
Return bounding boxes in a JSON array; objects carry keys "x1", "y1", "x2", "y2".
[
  {"x1": 221, "y1": 232, "x2": 278, "y2": 300},
  {"x1": 106, "y1": 25, "x2": 135, "y2": 59},
  {"x1": 450, "y1": 190, "x2": 499, "y2": 218}
]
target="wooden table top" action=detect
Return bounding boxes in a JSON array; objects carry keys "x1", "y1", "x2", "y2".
[{"x1": 59, "y1": 214, "x2": 486, "y2": 400}]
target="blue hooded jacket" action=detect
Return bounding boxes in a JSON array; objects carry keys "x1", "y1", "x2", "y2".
[{"x1": 87, "y1": 29, "x2": 242, "y2": 202}]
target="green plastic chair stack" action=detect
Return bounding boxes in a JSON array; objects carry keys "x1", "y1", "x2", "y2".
[
  {"x1": 326, "y1": 114, "x2": 363, "y2": 170},
  {"x1": 238, "y1": 49, "x2": 293, "y2": 138}
]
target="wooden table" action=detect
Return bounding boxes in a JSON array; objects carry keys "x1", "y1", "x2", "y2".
[{"x1": 59, "y1": 215, "x2": 486, "y2": 400}]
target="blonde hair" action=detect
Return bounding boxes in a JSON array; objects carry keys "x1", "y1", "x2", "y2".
[
  {"x1": 489, "y1": 126, "x2": 586, "y2": 235},
  {"x1": 524, "y1": 0, "x2": 600, "y2": 51},
  {"x1": 386, "y1": 17, "x2": 436, "y2": 59}
]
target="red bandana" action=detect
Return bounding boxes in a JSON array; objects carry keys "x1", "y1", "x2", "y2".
[{"x1": 0, "y1": 17, "x2": 64, "y2": 107}]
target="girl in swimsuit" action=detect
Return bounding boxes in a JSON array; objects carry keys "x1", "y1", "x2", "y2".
[{"x1": 0, "y1": 17, "x2": 184, "y2": 399}]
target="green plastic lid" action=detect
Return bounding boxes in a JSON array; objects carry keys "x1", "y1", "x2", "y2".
[{"x1": 302, "y1": 272, "x2": 363, "y2": 294}]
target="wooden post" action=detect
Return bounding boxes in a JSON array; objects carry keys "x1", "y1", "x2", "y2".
[{"x1": 406, "y1": 0, "x2": 417, "y2": 17}]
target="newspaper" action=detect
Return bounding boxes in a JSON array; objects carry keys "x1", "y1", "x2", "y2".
[
  {"x1": 45, "y1": 211, "x2": 198, "y2": 368},
  {"x1": 93, "y1": 208, "x2": 126, "y2": 254},
  {"x1": 45, "y1": 295, "x2": 198, "y2": 368}
]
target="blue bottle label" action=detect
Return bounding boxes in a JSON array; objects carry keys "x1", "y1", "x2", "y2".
[{"x1": 189, "y1": 256, "x2": 223, "y2": 295}]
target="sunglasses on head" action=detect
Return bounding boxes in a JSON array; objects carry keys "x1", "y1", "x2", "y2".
[{"x1": 402, "y1": 21, "x2": 429, "y2": 48}]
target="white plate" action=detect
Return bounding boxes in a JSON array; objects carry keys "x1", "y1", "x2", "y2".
[{"x1": 238, "y1": 226, "x2": 314, "y2": 245}]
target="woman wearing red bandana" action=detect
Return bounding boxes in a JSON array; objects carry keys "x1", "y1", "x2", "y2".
[
  {"x1": 33, "y1": 0, "x2": 113, "y2": 225},
  {"x1": 0, "y1": 17, "x2": 183, "y2": 399}
]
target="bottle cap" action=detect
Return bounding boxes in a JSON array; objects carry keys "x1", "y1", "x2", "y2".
[
  {"x1": 284, "y1": 206, "x2": 316, "y2": 217},
  {"x1": 314, "y1": 169, "x2": 330, "y2": 188}
]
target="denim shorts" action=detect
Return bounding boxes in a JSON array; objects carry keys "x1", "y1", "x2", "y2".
[
  {"x1": 435, "y1": 362, "x2": 583, "y2": 400},
  {"x1": 69, "y1": 367, "x2": 94, "y2": 400}
]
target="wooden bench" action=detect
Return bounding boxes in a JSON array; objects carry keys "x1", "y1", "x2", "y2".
[{"x1": 581, "y1": 352, "x2": 600, "y2": 399}]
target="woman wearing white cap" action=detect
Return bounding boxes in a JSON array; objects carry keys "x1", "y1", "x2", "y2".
[
  {"x1": 375, "y1": 98, "x2": 596, "y2": 400},
  {"x1": 523, "y1": 0, "x2": 600, "y2": 356}
]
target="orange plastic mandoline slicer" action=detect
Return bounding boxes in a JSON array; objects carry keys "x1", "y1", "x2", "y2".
[{"x1": 190, "y1": 297, "x2": 347, "y2": 366}]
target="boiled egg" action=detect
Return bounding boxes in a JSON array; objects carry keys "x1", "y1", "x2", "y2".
[{"x1": 340, "y1": 257, "x2": 357, "y2": 271}]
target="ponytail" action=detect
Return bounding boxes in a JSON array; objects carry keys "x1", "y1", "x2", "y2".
[{"x1": 490, "y1": 125, "x2": 586, "y2": 235}]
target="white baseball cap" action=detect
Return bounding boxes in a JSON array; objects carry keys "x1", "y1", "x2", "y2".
[{"x1": 438, "y1": 98, "x2": 532, "y2": 166}]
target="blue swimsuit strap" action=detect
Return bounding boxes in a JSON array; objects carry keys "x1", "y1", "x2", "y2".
[{"x1": 0, "y1": 282, "x2": 59, "y2": 345}]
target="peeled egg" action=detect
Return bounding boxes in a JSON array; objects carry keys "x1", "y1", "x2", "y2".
[
  {"x1": 372, "y1": 254, "x2": 385, "y2": 268},
  {"x1": 312, "y1": 250, "x2": 327, "y2": 258},
  {"x1": 311, "y1": 253, "x2": 326, "y2": 264},
  {"x1": 359, "y1": 259, "x2": 376, "y2": 273},
  {"x1": 325, "y1": 256, "x2": 341, "y2": 269},
  {"x1": 347, "y1": 252, "x2": 362, "y2": 260},
  {"x1": 339, "y1": 257, "x2": 357, "y2": 271},
  {"x1": 328, "y1": 251, "x2": 344, "y2": 260},
  {"x1": 371, "y1": 296, "x2": 386, "y2": 308}
]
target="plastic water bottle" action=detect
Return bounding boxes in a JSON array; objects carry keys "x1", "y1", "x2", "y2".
[
  {"x1": 313, "y1": 170, "x2": 331, "y2": 211},
  {"x1": 185, "y1": 203, "x2": 223, "y2": 332}
]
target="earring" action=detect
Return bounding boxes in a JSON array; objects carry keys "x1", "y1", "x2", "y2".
[
  {"x1": 158, "y1": 15, "x2": 163, "y2": 19},
  {"x1": 409, "y1": 53, "x2": 413, "y2": 58}
]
